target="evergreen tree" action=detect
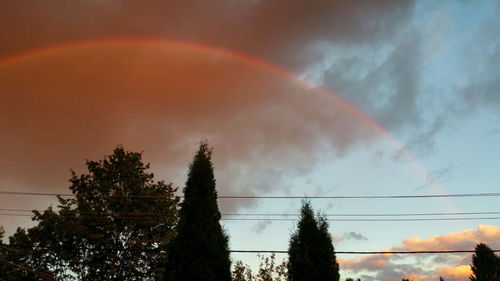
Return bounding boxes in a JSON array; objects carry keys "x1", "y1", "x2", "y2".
[
  {"x1": 164, "y1": 142, "x2": 231, "y2": 281},
  {"x1": 288, "y1": 201, "x2": 340, "y2": 281},
  {"x1": 470, "y1": 243, "x2": 500, "y2": 281}
]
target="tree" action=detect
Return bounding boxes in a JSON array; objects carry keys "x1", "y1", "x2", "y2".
[
  {"x1": 470, "y1": 243, "x2": 500, "y2": 281},
  {"x1": 2, "y1": 147, "x2": 179, "y2": 280},
  {"x1": 288, "y1": 201, "x2": 340, "y2": 281},
  {"x1": 232, "y1": 254, "x2": 288, "y2": 281},
  {"x1": 164, "y1": 142, "x2": 231, "y2": 281}
]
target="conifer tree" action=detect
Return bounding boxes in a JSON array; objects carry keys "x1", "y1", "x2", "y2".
[
  {"x1": 288, "y1": 201, "x2": 340, "y2": 281},
  {"x1": 164, "y1": 142, "x2": 231, "y2": 281},
  {"x1": 470, "y1": 243, "x2": 500, "y2": 281}
]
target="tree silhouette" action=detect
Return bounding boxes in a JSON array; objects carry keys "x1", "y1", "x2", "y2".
[
  {"x1": 288, "y1": 201, "x2": 340, "y2": 281},
  {"x1": 470, "y1": 243, "x2": 500, "y2": 281},
  {"x1": 164, "y1": 142, "x2": 231, "y2": 281},
  {"x1": 232, "y1": 254, "x2": 288, "y2": 281},
  {"x1": 1, "y1": 147, "x2": 179, "y2": 280}
]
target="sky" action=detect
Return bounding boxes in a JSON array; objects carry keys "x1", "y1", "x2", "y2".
[{"x1": 0, "y1": 1, "x2": 499, "y2": 280}]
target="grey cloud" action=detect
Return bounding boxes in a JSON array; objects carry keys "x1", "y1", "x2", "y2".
[
  {"x1": 458, "y1": 44, "x2": 500, "y2": 115},
  {"x1": 406, "y1": 114, "x2": 448, "y2": 157},
  {"x1": 342, "y1": 232, "x2": 368, "y2": 241},
  {"x1": 323, "y1": 29, "x2": 423, "y2": 134},
  {"x1": 251, "y1": 221, "x2": 272, "y2": 234},
  {"x1": 415, "y1": 164, "x2": 453, "y2": 191}
]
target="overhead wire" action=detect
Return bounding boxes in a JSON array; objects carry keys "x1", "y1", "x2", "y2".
[
  {"x1": 1, "y1": 245, "x2": 499, "y2": 255},
  {"x1": 1, "y1": 190, "x2": 499, "y2": 199},
  {"x1": 2, "y1": 208, "x2": 500, "y2": 217},
  {"x1": 1, "y1": 213, "x2": 499, "y2": 222}
]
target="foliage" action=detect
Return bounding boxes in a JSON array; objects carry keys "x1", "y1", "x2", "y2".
[
  {"x1": 1, "y1": 147, "x2": 179, "y2": 280},
  {"x1": 287, "y1": 201, "x2": 340, "y2": 281},
  {"x1": 232, "y1": 254, "x2": 288, "y2": 281},
  {"x1": 164, "y1": 142, "x2": 232, "y2": 281},
  {"x1": 470, "y1": 243, "x2": 500, "y2": 281}
]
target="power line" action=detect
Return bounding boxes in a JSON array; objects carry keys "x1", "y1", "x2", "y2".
[
  {"x1": 231, "y1": 250, "x2": 500, "y2": 254},
  {"x1": 223, "y1": 211, "x2": 500, "y2": 217},
  {"x1": 222, "y1": 217, "x2": 500, "y2": 222},
  {"x1": 1, "y1": 213, "x2": 499, "y2": 222},
  {"x1": 1, "y1": 190, "x2": 499, "y2": 199},
  {"x1": 3, "y1": 208, "x2": 499, "y2": 217},
  {"x1": 1, "y1": 245, "x2": 498, "y2": 255}
]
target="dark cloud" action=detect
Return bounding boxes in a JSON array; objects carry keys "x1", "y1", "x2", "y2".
[
  {"x1": 343, "y1": 231, "x2": 368, "y2": 241},
  {"x1": 0, "y1": 0, "x2": 416, "y2": 71},
  {"x1": 0, "y1": 43, "x2": 375, "y2": 234},
  {"x1": 455, "y1": 3, "x2": 500, "y2": 115},
  {"x1": 333, "y1": 232, "x2": 368, "y2": 243},
  {"x1": 458, "y1": 45, "x2": 500, "y2": 116},
  {"x1": 0, "y1": 1, "x2": 421, "y2": 236},
  {"x1": 251, "y1": 221, "x2": 272, "y2": 234},
  {"x1": 415, "y1": 164, "x2": 453, "y2": 191},
  {"x1": 323, "y1": 28, "x2": 423, "y2": 134}
]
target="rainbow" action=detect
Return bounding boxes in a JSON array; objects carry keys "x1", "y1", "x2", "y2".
[{"x1": 0, "y1": 38, "x2": 436, "y2": 192}]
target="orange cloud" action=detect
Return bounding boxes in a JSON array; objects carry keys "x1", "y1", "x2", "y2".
[
  {"x1": 396, "y1": 225, "x2": 500, "y2": 252},
  {"x1": 0, "y1": 42, "x2": 374, "y2": 234},
  {"x1": 339, "y1": 225, "x2": 499, "y2": 281},
  {"x1": 339, "y1": 251, "x2": 392, "y2": 271},
  {"x1": 434, "y1": 265, "x2": 471, "y2": 281}
]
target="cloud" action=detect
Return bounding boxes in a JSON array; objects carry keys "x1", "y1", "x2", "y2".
[
  {"x1": 1, "y1": 1, "x2": 496, "y2": 168},
  {"x1": 454, "y1": 4, "x2": 500, "y2": 116},
  {"x1": 394, "y1": 225, "x2": 500, "y2": 252},
  {"x1": 0, "y1": 43, "x2": 377, "y2": 234},
  {"x1": 434, "y1": 265, "x2": 471, "y2": 281},
  {"x1": 0, "y1": 1, "x2": 421, "y2": 236},
  {"x1": 322, "y1": 28, "x2": 424, "y2": 134},
  {"x1": 415, "y1": 163, "x2": 453, "y2": 191},
  {"x1": 343, "y1": 232, "x2": 368, "y2": 241},
  {"x1": 332, "y1": 232, "x2": 367, "y2": 244},
  {"x1": 340, "y1": 225, "x2": 500, "y2": 281},
  {"x1": 251, "y1": 221, "x2": 272, "y2": 234},
  {"x1": 0, "y1": 1, "x2": 416, "y2": 71},
  {"x1": 331, "y1": 234, "x2": 343, "y2": 244},
  {"x1": 339, "y1": 252, "x2": 393, "y2": 272}
]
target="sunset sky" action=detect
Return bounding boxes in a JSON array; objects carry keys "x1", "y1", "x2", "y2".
[{"x1": 1, "y1": 1, "x2": 499, "y2": 280}]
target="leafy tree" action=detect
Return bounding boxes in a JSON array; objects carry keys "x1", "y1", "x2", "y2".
[
  {"x1": 470, "y1": 243, "x2": 500, "y2": 281},
  {"x1": 2, "y1": 147, "x2": 179, "y2": 280},
  {"x1": 232, "y1": 254, "x2": 288, "y2": 281},
  {"x1": 233, "y1": 260, "x2": 253, "y2": 281},
  {"x1": 0, "y1": 227, "x2": 57, "y2": 280},
  {"x1": 288, "y1": 201, "x2": 340, "y2": 281},
  {"x1": 164, "y1": 142, "x2": 231, "y2": 281}
]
